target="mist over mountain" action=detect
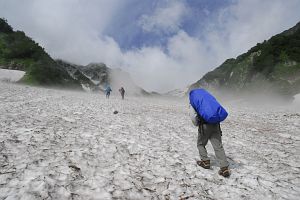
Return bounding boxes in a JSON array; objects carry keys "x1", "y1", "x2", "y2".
[
  {"x1": 1, "y1": 16, "x2": 300, "y2": 99},
  {"x1": 189, "y1": 21, "x2": 300, "y2": 100},
  {"x1": 0, "y1": 18, "x2": 149, "y2": 95}
]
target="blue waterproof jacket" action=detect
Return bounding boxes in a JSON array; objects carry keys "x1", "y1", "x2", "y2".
[{"x1": 105, "y1": 87, "x2": 112, "y2": 94}]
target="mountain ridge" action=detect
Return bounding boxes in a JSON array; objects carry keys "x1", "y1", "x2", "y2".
[{"x1": 188, "y1": 21, "x2": 300, "y2": 99}]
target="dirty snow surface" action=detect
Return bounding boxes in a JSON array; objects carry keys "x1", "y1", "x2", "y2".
[{"x1": 0, "y1": 83, "x2": 299, "y2": 200}]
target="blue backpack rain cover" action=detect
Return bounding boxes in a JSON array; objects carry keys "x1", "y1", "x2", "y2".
[{"x1": 189, "y1": 89, "x2": 228, "y2": 124}]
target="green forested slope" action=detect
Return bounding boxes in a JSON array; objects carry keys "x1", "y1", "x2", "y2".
[
  {"x1": 0, "y1": 18, "x2": 79, "y2": 87},
  {"x1": 189, "y1": 22, "x2": 300, "y2": 98}
]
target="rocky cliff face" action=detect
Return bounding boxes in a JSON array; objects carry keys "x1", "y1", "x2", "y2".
[
  {"x1": 189, "y1": 22, "x2": 300, "y2": 99},
  {"x1": 77, "y1": 63, "x2": 109, "y2": 86},
  {"x1": 56, "y1": 60, "x2": 149, "y2": 95},
  {"x1": 55, "y1": 60, "x2": 97, "y2": 90}
]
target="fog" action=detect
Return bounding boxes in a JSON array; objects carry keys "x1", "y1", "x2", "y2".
[
  {"x1": 108, "y1": 68, "x2": 146, "y2": 96},
  {"x1": 1, "y1": 68, "x2": 299, "y2": 110},
  {"x1": 207, "y1": 89, "x2": 300, "y2": 110}
]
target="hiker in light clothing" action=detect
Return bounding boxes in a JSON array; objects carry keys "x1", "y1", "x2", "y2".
[
  {"x1": 190, "y1": 106, "x2": 230, "y2": 177},
  {"x1": 105, "y1": 86, "x2": 112, "y2": 99}
]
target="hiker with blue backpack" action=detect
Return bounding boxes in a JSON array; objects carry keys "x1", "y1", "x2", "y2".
[{"x1": 189, "y1": 89, "x2": 230, "y2": 177}]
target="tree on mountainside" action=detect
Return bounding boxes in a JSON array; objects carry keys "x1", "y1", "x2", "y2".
[
  {"x1": 0, "y1": 18, "x2": 13, "y2": 33},
  {"x1": 279, "y1": 51, "x2": 289, "y2": 64}
]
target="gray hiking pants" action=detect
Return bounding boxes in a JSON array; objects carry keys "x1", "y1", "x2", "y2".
[{"x1": 197, "y1": 123, "x2": 229, "y2": 168}]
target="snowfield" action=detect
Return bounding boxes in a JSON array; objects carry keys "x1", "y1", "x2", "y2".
[{"x1": 0, "y1": 82, "x2": 299, "y2": 200}]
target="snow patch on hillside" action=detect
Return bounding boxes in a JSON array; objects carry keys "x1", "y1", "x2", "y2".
[
  {"x1": 0, "y1": 68, "x2": 25, "y2": 82},
  {"x1": 293, "y1": 93, "x2": 300, "y2": 105}
]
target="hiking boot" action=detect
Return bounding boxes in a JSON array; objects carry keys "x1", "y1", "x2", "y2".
[
  {"x1": 197, "y1": 160, "x2": 210, "y2": 169},
  {"x1": 218, "y1": 166, "x2": 230, "y2": 177}
]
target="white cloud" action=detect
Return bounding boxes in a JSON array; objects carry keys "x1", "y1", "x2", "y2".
[
  {"x1": 0, "y1": 0, "x2": 124, "y2": 65},
  {"x1": 111, "y1": 31, "x2": 216, "y2": 92},
  {"x1": 204, "y1": 0, "x2": 300, "y2": 60},
  {"x1": 168, "y1": 31, "x2": 209, "y2": 68},
  {"x1": 138, "y1": 1, "x2": 188, "y2": 34}
]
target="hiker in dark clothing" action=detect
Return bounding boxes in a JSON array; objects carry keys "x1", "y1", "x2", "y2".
[
  {"x1": 190, "y1": 106, "x2": 230, "y2": 177},
  {"x1": 105, "y1": 86, "x2": 112, "y2": 99},
  {"x1": 119, "y1": 87, "x2": 125, "y2": 100}
]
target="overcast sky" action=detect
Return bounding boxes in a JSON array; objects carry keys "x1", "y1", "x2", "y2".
[{"x1": 1, "y1": 0, "x2": 300, "y2": 92}]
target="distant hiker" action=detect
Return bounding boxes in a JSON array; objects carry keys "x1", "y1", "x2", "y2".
[
  {"x1": 189, "y1": 89, "x2": 230, "y2": 177},
  {"x1": 105, "y1": 86, "x2": 112, "y2": 99},
  {"x1": 119, "y1": 87, "x2": 125, "y2": 100}
]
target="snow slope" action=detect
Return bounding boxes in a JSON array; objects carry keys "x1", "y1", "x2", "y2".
[
  {"x1": 0, "y1": 69, "x2": 25, "y2": 82},
  {"x1": 0, "y1": 82, "x2": 299, "y2": 200}
]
